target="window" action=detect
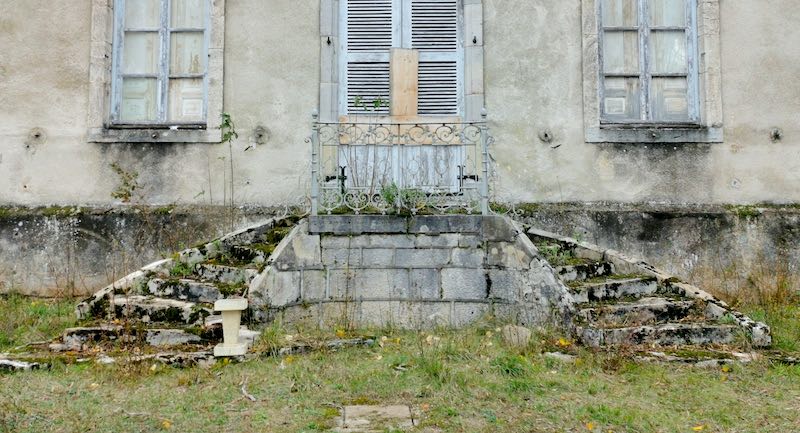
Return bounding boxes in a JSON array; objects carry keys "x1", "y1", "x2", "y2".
[
  {"x1": 112, "y1": 0, "x2": 208, "y2": 124},
  {"x1": 582, "y1": 0, "x2": 723, "y2": 143},
  {"x1": 599, "y1": 0, "x2": 697, "y2": 124},
  {"x1": 340, "y1": 0, "x2": 462, "y2": 117},
  {"x1": 88, "y1": 0, "x2": 225, "y2": 143}
]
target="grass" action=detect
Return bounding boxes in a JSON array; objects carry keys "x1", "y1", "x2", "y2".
[
  {"x1": 1, "y1": 280, "x2": 799, "y2": 432},
  {"x1": 0, "y1": 314, "x2": 798, "y2": 432},
  {"x1": 0, "y1": 327, "x2": 798, "y2": 432},
  {"x1": 0, "y1": 294, "x2": 77, "y2": 352},
  {"x1": 688, "y1": 257, "x2": 800, "y2": 353}
]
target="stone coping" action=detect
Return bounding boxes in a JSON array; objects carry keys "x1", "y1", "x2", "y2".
[
  {"x1": 214, "y1": 298, "x2": 248, "y2": 312},
  {"x1": 308, "y1": 215, "x2": 519, "y2": 241}
]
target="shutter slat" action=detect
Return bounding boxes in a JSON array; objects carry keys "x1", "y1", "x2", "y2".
[
  {"x1": 347, "y1": 0, "x2": 394, "y2": 52},
  {"x1": 411, "y1": 0, "x2": 459, "y2": 51}
]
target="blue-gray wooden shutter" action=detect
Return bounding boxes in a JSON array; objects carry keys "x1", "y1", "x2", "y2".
[
  {"x1": 409, "y1": 0, "x2": 461, "y2": 116},
  {"x1": 343, "y1": 0, "x2": 397, "y2": 115}
]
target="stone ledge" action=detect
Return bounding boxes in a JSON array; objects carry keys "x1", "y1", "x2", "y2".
[
  {"x1": 309, "y1": 215, "x2": 408, "y2": 234},
  {"x1": 308, "y1": 215, "x2": 518, "y2": 242}
]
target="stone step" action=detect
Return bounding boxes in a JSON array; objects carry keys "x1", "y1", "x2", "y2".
[
  {"x1": 578, "y1": 323, "x2": 739, "y2": 347},
  {"x1": 112, "y1": 295, "x2": 212, "y2": 325},
  {"x1": 146, "y1": 278, "x2": 247, "y2": 303},
  {"x1": 570, "y1": 277, "x2": 659, "y2": 304},
  {"x1": 229, "y1": 245, "x2": 271, "y2": 264},
  {"x1": 194, "y1": 264, "x2": 258, "y2": 285},
  {"x1": 577, "y1": 297, "x2": 700, "y2": 328},
  {"x1": 0, "y1": 359, "x2": 44, "y2": 372},
  {"x1": 555, "y1": 262, "x2": 615, "y2": 283},
  {"x1": 146, "y1": 279, "x2": 223, "y2": 303},
  {"x1": 145, "y1": 329, "x2": 206, "y2": 347},
  {"x1": 52, "y1": 326, "x2": 207, "y2": 351}
]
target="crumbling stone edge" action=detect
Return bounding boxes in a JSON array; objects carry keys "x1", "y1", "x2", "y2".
[
  {"x1": 526, "y1": 227, "x2": 772, "y2": 347},
  {"x1": 75, "y1": 217, "x2": 287, "y2": 320}
]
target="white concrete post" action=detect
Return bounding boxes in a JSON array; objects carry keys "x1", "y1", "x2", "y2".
[{"x1": 213, "y1": 298, "x2": 249, "y2": 357}]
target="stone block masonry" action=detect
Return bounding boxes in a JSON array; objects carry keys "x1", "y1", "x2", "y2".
[{"x1": 249, "y1": 215, "x2": 573, "y2": 329}]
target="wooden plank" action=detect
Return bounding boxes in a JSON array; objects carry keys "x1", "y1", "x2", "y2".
[{"x1": 390, "y1": 48, "x2": 419, "y2": 117}]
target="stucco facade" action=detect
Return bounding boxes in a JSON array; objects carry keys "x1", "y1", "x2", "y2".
[
  {"x1": 0, "y1": 1, "x2": 798, "y2": 295},
  {"x1": 1, "y1": 0, "x2": 798, "y2": 207}
]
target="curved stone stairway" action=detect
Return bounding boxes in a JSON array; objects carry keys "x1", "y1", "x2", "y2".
[
  {"x1": 527, "y1": 227, "x2": 771, "y2": 361},
  {"x1": 3, "y1": 215, "x2": 771, "y2": 371},
  {"x1": 74, "y1": 217, "x2": 768, "y2": 354},
  {"x1": 51, "y1": 216, "x2": 302, "y2": 363}
]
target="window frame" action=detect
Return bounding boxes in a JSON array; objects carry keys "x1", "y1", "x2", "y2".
[
  {"x1": 582, "y1": 0, "x2": 723, "y2": 143},
  {"x1": 319, "y1": 0, "x2": 485, "y2": 123},
  {"x1": 88, "y1": 0, "x2": 225, "y2": 143},
  {"x1": 598, "y1": 0, "x2": 699, "y2": 124},
  {"x1": 337, "y1": 0, "x2": 465, "y2": 118},
  {"x1": 110, "y1": 0, "x2": 210, "y2": 126}
]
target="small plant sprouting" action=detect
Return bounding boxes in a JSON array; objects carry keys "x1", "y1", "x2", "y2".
[
  {"x1": 353, "y1": 95, "x2": 389, "y2": 113},
  {"x1": 110, "y1": 162, "x2": 140, "y2": 203},
  {"x1": 220, "y1": 112, "x2": 239, "y2": 231},
  {"x1": 221, "y1": 112, "x2": 239, "y2": 144},
  {"x1": 380, "y1": 182, "x2": 400, "y2": 208},
  {"x1": 378, "y1": 183, "x2": 428, "y2": 215},
  {"x1": 169, "y1": 261, "x2": 194, "y2": 278},
  {"x1": 534, "y1": 241, "x2": 582, "y2": 267}
]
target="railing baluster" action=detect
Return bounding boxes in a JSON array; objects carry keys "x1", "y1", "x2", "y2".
[
  {"x1": 480, "y1": 109, "x2": 490, "y2": 215},
  {"x1": 311, "y1": 109, "x2": 320, "y2": 215}
]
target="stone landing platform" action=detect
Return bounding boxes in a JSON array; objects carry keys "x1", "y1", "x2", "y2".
[{"x1": 250, "y1": 215, "x2": 573, "y2": 328}]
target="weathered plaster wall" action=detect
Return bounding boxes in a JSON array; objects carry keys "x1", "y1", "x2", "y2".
[
  {"x1": 1, "y1": 1, "x2": 798, "y2": 208},
  {"x1": 0, "y1": 0, "x2": 319, "y2": 208},
  {"x1": 1, "y1": 2, "x2": 798, "y2": 295},
  {"x1": 520, "y1": 203, "x2": 800, "y2": 281},
  {"x1": 485, "y1": 0, "x2": 800, "y2": 204},
  {"x1": 0, "y1": 207, "x2": 276, "y2": 296},
  {"x1": 2, "y1": 205, "x2": 797, "y2": 297}
]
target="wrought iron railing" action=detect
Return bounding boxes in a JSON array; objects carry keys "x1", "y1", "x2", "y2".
[{"x1": 310, "y1": 111, "x2": 492, "y2": 215}]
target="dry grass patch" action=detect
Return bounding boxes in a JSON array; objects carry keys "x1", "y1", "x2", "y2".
[{"x1": 689, "y1": 257, "x2": 800, "y2": 353}]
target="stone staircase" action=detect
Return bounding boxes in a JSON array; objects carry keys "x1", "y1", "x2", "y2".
[
  {"x1": 70, "y1": 216, "x2": 299, "y2": 356},
  {"x1": 527, "y1": 228, "x2": 771, "y2": 350},
  {"x1": 67, "y1": 215, "x2": 769, "y2": 360}
]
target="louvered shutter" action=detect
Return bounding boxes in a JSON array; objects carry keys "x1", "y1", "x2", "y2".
[
  {"x1": 343, "y1": 0, "x2": 397, "y2": 115},
  {"x1": 410, "y1": 0, "x2": 460, "y2": 116}
]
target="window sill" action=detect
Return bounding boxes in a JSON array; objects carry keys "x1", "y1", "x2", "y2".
[
  {"x1": 586, "y1": 124, "x2": 723, "y2": 144},
  {"x1": 88, "y1": 127, "x2": 222, "y2": 144}
]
